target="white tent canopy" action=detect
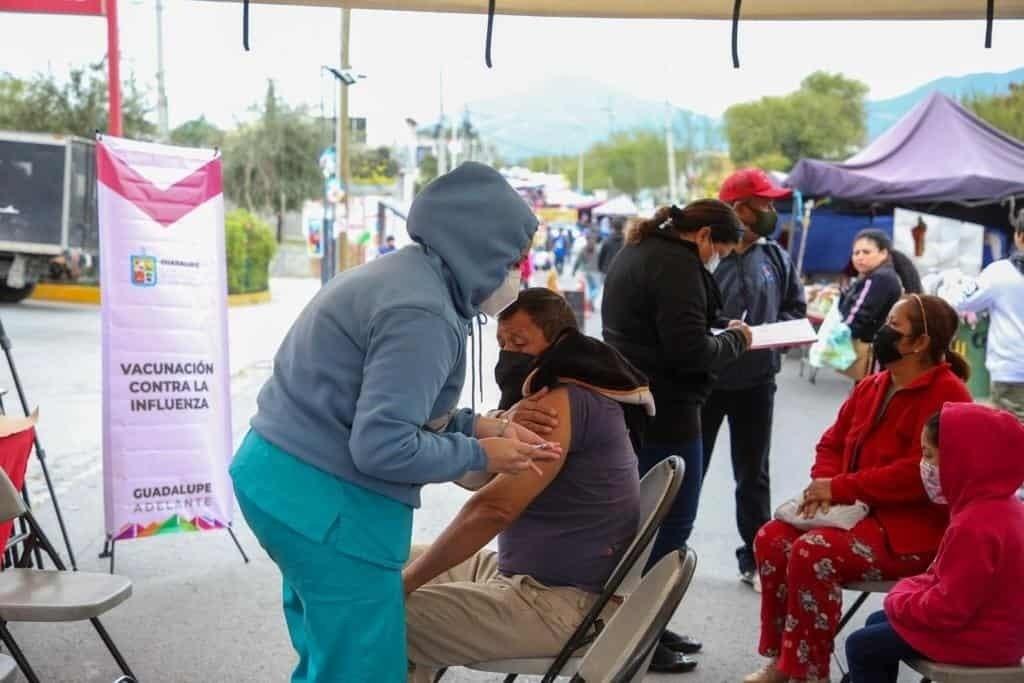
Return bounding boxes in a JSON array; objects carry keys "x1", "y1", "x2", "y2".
[
  {"x1": 593, "y1": 195, "x2": 638, "y2": 217},
  {"x1": 216, "y1": 0, "x2": 1024, "y2": 20}
]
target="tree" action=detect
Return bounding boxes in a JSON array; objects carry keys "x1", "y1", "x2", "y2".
[
  {"x1": 170, "y1": 116, "x2": 224, "y2": 149},
  {"x1": 221, "y1": 80, "x2": 323, "y2": 242},
  {"x1": 965, "y1": 83, "x2": 1024, "y2": 142},
  {"x1": 351, "y1": 146, "x2": 400, "y2": 185},
  {"x1": 0, "y1": 60, "x2": 155, "y2": 139},
  {"x1": 416, "y1": 153, "x2": 439, "y2": 194},
  {"x1": 723, "y1": 71, "x2": 868, "y2": 170},
  {"x1": 523, "y1": 130, "x2": 695, "y2": 198}
]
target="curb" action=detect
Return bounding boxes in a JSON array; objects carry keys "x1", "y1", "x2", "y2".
[{"x1": 29, "y1": 284, "x2": 272, "y2": 307}]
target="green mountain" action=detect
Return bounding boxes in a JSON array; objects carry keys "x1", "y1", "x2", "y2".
[
  {"x1": 466, "y1": 76, "x2": 722, "y2": 162},
  {"x1": 467, "y1": 68, "x2": 1024, "y2": 161},
  {"x1": 866, "y1": 67, "x2": 1024, "y2": 139}
]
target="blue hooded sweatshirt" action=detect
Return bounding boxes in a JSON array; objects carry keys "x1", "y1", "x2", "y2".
[{"x1": 251, "y1": 162, "x2": 537, "y2": 508}]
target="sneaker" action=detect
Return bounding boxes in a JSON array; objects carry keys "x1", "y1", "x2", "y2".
[
  {"x1": 743, "y1": 660, "x2": 787, "y2": 683},
  {"x1": 740, "y1": 569, "x2": 762, "y2": 593}
]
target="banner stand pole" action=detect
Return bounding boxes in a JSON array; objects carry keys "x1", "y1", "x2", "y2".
[
  {"x1": 0, "y1": 317, "x2": 77, "y2": 570},
  {"x1": 227, "y1": 524, "x2": 250, "y2": 564},
  {"x1": 100, "y1": 527, "x2": 248, "y2": 574}
]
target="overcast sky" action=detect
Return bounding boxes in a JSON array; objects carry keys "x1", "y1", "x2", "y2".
[{"x1": 2, "y1": 2, "x2": 1022, "y2": 145}]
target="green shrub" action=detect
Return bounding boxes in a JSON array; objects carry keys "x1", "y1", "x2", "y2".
[{"x1": 225, "y1": 209, "x2": 277, "y2": 294}]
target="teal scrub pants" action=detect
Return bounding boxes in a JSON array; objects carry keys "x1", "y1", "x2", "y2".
[{"x1": 231, "y1": 430, "x2": 413, "y2": 682}]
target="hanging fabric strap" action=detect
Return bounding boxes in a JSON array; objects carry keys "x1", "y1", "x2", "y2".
[
  {"x1": 731, "y1": 0, "x2": 742, "y2": 68},
  {"x1": 476, "y1": 314, "x2": 487, "y2": 405},
  {"x1": 485, "y1": 0, "x2": 497, "y2": 68},
  {"x1": 243, "y1": 0, "x2": 251, "y2": 51},
  {"x1": 985, "y1": 0, "x2": 995, "y2": 48}
]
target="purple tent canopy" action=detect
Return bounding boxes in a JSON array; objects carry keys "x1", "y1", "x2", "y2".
[{"x1": 787, "y1": 93, "x2": 1024, "y2": 205}]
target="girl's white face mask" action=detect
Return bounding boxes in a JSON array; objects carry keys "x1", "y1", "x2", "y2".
[
  {"x1": 920, "y1": 460, "x2": 948, "y2": 505},
  {"x1": 480, "y1": 268, "x2": 521, "y2": 318}
]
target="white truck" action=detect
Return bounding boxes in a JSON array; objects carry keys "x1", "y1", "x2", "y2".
[{"x1": 0, "y1": 131, "x2": 98, "y2": 302}]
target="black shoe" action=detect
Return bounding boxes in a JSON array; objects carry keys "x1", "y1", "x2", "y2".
[
  {"x1": 660, "y1": 629, "x2": 703, "y2": 654},
  {"x1": 648, "y1": 643, "x2": 699, "y2": 673}
]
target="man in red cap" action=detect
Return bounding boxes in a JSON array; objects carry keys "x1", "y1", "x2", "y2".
[{"x1": 703, "y1": 168, "x2": 806, "y2": 590}]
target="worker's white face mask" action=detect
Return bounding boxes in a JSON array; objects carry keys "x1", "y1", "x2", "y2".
[
  {"x1": 480, "y1": 268, "x2": 521, "y2": 317},
  {"x1": 705, "y1": 251, "x2": 722, "y2": 274}
]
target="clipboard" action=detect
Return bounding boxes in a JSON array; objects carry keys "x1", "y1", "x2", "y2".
[{"x1": 713, "y1": 318, "x2": 818, "y2": 351}]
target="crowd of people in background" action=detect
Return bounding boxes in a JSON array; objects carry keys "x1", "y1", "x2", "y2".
[{"x1": 260, "y1": 161, "x2": 1024, "y2": 683}]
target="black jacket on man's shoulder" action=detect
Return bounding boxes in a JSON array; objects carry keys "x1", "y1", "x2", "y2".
[{"x1": 601, "y1": 231, "x2": 748, "y2": 411}]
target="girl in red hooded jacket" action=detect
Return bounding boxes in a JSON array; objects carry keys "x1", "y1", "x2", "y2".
[{"x1": 845, "y1": 402, "x2": 1024, "y2": 682}]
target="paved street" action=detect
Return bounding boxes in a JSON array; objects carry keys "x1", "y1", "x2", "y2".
[{"x1": 0, "y1": 277, "x2": 914, "y2": 682}]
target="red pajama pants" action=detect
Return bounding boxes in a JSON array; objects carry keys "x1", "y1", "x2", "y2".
[{"x1": 753, "y1": 518, "x2": 932, "y2": 681}]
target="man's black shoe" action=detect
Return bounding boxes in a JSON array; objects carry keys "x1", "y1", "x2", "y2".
[
  {"x1": 660, "y1": 629, "x2": 703, "y2": 654},
  {"x1": 648, "y1": 643, "x2": 698, "y2": 673}
]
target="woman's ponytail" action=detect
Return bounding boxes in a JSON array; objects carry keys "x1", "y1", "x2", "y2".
[
  {"x1": 625, "y1": 200, "x2": 742, "y2": 245},
  {"x1": 944, "y1": 348, "x2": 971, "y2": 382}
]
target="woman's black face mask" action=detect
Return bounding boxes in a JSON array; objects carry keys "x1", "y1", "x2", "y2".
[
  {"x1": 495, "y1": 350, "x2": 536, "y2": 410},
  {"x1": 873, "y1": 324, "x2": 907, "y2": 367}
]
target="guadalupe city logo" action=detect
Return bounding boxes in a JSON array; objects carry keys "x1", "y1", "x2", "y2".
[{"x1": 130, "y1": 254, "x2": 157, "y2": 287}]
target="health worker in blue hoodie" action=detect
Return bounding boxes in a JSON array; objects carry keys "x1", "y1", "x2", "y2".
[
  {"x1": 703, "y1": 168, "x2": 806, "y2": 590},
  {"x1": 230, "y1": 162, "x2": 561, "y2": 683}
]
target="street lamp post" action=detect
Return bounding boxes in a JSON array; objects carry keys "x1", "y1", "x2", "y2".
[{"x1": 320, "y1": 59, "x2": 366, "y2": 285}]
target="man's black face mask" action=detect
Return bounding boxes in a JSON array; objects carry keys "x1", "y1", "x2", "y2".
[{"x1": 494, "y1": 350, "x2": 536, "y2": 410}]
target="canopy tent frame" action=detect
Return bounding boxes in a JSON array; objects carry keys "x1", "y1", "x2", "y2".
[{"x1": 212, "y1": 0, "x2": 1020, "y2": 69}]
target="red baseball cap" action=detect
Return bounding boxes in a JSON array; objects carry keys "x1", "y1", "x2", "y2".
[{"x1": 719, "y1": 168, "x2": 793, "y2": 203}]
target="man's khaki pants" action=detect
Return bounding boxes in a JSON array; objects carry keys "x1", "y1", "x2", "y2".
[
  {"x1": 992, "y1": 381, "x2": 1024, "y2": 422},
  {"x1": 405, "y1": 545, "x2": 612, "y2": 683}
]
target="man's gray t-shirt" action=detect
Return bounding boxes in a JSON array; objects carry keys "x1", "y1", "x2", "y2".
[{"x1": 498, "y1": 384, "x2": 641, "y2": 594}]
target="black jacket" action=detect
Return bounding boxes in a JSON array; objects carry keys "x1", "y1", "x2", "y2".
[
  {"x1": 601, "y1": 232, "x2": 748, "y2": 440},
  {"x1": 598, "y1": 232, "x2": 624, "y2": 274},
  {"x1": 713, "y1": 240, "x2": 806, "y2": 391},
  {"x1": 509, "y1": 328, "x2": 654, "y2": 454},
  {"x1": 838, "y1": 262, "x2": 904, "y2": 342}
]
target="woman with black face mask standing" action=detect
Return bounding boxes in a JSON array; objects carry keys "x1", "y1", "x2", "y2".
[
  {"x1": 601, "y1": 199, "x2": 752, "y2": 674},
  {"x1": 745, "y1": 294, "x2": 972, "y2": 683}
]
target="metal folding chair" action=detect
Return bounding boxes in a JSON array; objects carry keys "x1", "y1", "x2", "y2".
[
  {"x1": 836, "y1": 580, "x2": 898, "y2": 683},
  {"x1": 908, "y1": 659, "x2": 1024, "y2": 683},
  {"x1": 569, "y1": 548, "x2": 697, "y2": 683},
  {"x1": 0, "y1": 468, "x2": 136, "y2": 683},
  {"x1": 453, "y1": 455, "x2": 685, "y2": 682}
]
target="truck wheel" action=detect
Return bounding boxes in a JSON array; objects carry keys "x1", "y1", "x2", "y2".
[{"x1": 0, "y1": 282, "x2": 36, "y2": 303}]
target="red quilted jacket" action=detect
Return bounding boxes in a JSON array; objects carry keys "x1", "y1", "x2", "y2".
[{"x1": 810, "y1": 364, "x2": 972, "y2": 555}]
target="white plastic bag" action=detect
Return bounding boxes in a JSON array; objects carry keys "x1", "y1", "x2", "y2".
[
  {"x1": 808, "y1": 304, "x2": 857, "y2": 372},
  {"x1": 774, "y1": 494, "x2": 869, "y2": 531}
]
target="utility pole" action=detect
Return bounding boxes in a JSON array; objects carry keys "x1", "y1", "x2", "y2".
[
  {"x1": 155, "y1": 0, "x2": 169, "y2": 140},
  {"x1": 665, "y1": 102, "x2": 678, "y2": 203},
  {"x1": 577, "y1": 149, "x2": 584, "y2": 194},
  {"x1": 436, "y1": 69, "x2": 447, "y2": 175},
  {"x1": 336, "y1": 8, "x2": 352, "y2": 275}
]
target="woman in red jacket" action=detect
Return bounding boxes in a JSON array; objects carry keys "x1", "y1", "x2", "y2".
[
  {"x1": 845, "y1": 403, "x2": 1024, "y2": 682},
  {"x1": 744, "y1": 294, "x2": 973, "y2": 683}
]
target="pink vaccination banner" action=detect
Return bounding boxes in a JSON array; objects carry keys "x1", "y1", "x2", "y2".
[{"x1": 98, "y1": 136, "x2": 233, "y2": 542}]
